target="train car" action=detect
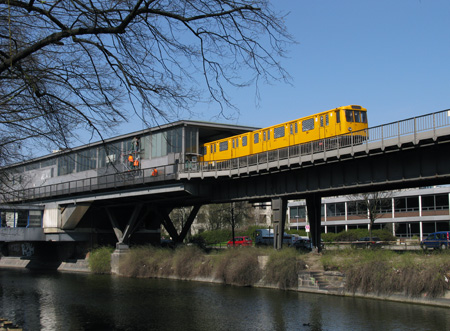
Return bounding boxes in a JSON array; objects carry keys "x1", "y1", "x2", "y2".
[{"x1": 200, "y1": 105, "x2": 368, "y2": 162}]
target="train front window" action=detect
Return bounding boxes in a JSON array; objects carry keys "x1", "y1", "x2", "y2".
[
  {"x1": 361, "y1": 111, "x2": 367, "y2": 123},
  {"x1": 354, "y1": 111, "x2": 361, "y2": 123},
  {"x1": 345, "y1": 110, "x2": 353, "y2": 122}
]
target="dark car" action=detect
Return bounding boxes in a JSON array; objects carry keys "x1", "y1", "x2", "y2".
[
  {"x1": 351, "y1": 237, "x2": 382, "y2": 249},
  {"x1": 292, "y1": 237, "x2": 312, "y2": 251},
  {"x1": 420, "y1": 231, "x2": 450, "y2": 250}
]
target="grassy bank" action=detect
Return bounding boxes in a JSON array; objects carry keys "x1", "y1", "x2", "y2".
[
  {"x1": 322, "y1": 249, "x2": 450, "y2": 298},
  {"x1": 88, "y1": 246, "x2": 450, "y2": 298}
]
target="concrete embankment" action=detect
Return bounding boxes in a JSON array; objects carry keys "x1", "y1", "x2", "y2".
[
  {"x1": 0, "y1": 256, "x2": 90, "y2": 273},
  {"x1": 1, "y1": 254, "x2": 450, "y2": 308}
]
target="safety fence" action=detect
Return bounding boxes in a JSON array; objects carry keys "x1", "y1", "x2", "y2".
[
  {"x1": 4, "y1": 109, "x2": 450, "y2": 202},
  {"x1": 181, "y1": 109, "x2": 450, "y2": 175}
]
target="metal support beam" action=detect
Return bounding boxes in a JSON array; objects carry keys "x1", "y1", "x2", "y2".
[
  {"x1": 178, "y1": 205, "x2": 202, "y2": 242},
  {"x1": 306, "y1": 194, "x2": 322, "y2": 252},
  {"x1": 272, "y1": 197, "x2": 287, "y2": 250},
  {"x1": 105, "y1": 208, "x2": 123, "y2": 243},
  {"x1": 158, "y1": 207, "x2": 179, "y2": 242}
]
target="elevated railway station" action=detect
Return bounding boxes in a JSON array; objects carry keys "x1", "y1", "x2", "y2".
[{"x1": 1, "y1": 108, "x2": 450, "y2": 258}]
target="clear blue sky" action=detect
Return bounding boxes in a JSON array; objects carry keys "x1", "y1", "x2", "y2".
[{"x1": 115, "y1": 0, "x2": 450, "y2": 136}]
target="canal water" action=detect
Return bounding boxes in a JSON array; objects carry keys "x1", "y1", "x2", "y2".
[{"x1": 0, "y1": 269, "x2": 448, "y2": 331}]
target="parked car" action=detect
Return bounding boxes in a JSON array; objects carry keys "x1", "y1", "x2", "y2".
[
  {"x1": 227, "y1": 236, "x2": 252, "y2": 247},
  {"x1": 420, "y1": 231, "x2": 450, "y2": 250},
  {"x1": 291, "y1": 237, "x2": 312, "y2": 251},
  {"x1": 351, "y1": 237, "x2": 382, "y2": 249}
]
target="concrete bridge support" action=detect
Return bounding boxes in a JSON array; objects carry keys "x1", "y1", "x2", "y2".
[
  {"x1": 306, "y1": 194, "x2": 322, "y2": 252},
  {"x1": 272, "y1": 197, "x2": 287, "y2": 250}
]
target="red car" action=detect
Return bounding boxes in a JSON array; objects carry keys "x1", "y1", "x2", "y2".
[{"x1": 227, "y1": 236, "x2": 252, "y2": 247}]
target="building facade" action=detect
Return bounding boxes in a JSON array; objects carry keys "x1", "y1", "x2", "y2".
[{"x1": 288, "y1": 186, "x2": 450, "y2": 240}]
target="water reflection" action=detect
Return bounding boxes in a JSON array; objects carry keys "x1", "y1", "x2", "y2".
[{"x1": 0, "y1": 269, "x2": 449, "y2": 330}]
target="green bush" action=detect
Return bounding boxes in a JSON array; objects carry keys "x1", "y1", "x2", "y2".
[
  {"x1": 197, "y1": 229, "x2": 232, "y2": 245},
  {"x1": 88, "y1": 246, "x2": 114, "y2": 274}
]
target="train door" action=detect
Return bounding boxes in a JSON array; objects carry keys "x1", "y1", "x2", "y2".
[
  {"x1": 319, "y1": 115, "x2": 326, "y2": 139},
  {"x1": 334, "y1": 110, "x2": 342, "y2": 136},
  {"x1": 289, "y1": 123, "x2": 296, "y2": 146},
  {"x1": 262, "y1": 129, "x2": 270, "y2": 152}
]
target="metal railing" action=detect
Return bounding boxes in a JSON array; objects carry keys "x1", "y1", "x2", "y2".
[
  {"x1": 5, "y1": 164, "x2": 178, "y2": 202},
  {"x1": 5, "y1": 109, "x2": 450, "y2": 202},
  {"x1": 181, "y1": 109, "x2": 450, "y2": 175}
]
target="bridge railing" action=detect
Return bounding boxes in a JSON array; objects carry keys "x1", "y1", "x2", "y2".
[
  {"x1": 182, "y1": 109, "x2": 450, "y2": 175},
  {"x1": 4, "y1": 164, "x2": 178, "y2": 202},
  {"x1": 5, "y1": 109, "x2": 450, "y2": 201}
]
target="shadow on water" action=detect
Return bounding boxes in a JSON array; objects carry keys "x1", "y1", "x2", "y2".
[{"x1": 0, "y1": 269, "x2": 449, "y2": 330}]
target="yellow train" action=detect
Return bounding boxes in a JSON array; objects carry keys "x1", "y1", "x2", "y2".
[{"x1": 200, "y1": 105, "x2": 368, "y2": 162}]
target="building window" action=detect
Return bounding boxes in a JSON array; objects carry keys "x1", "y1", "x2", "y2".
[
  {"x1": 77, "y1": 148, "x2": 97, "y2": 172},
  {"x1": 58, "y1": 155, "x2": 75, "y2": 176}
]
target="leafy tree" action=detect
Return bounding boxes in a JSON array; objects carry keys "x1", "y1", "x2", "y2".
[
  {"x1": 0, "y1": 1, "x2": 292, "y2": 177},
  {"x1": 348, "y1": 191, "x2": 393, "y2": 241}
]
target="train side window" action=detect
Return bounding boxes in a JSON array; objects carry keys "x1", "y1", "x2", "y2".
[
  {"x1": 268, "y1": 130, "x2": 270, "y2": 140},
  {"x1": 242, "y1": 136, "x2": 247, "y2": 146},
  {"x1": 336, "y1": 111, "x2": 340, "y2": 123},
  {"x1": 361, "y1": 111, "x2": 367, "y2": 123},
  {"x1": 326, "y1": 114, "x2": 329, "y2": 126},
  {"x1": 345, "y1": 110, "x2": 353, "y2": 122},
  {"x1": 214, "y1": 144, "x2": 217, "y2": 153},
  {"x1": 232, "y1": 140, "x2": 235, "y2": 148},
  {"x1": 302, "y1": 118, "x2": 314, "y2": 131},
  {"x1": 220, "y1": 141, "x2": 228, "y2": 151},
  {"x1": 210, "y1": 145, "x2": 213, "y2": 154},
  {"x1": 236, "y1": 138, "x2": 239, "y2": 148},
  {"x1": 320, "y1": 116, "x2": 324, "y2": 127},
  {"x1": 254, "y1": 133, "x2": 259, "y2": 144},
  {"x1": 290, "y1": 124, "x2": 293, "y2": 134},
  {"x1": 295, "y1": 123, "x2": 298, "y2": 133},
  {"x1": 274, "y1": 126, "x2": 285, "y2": 139},
  {"x1": 263, "y1": 131, "x2": 266, "y2": 141}
]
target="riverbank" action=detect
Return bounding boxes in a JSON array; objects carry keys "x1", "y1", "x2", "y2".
[{"x1": 1, "y1": 247, "x2": 449, "y2": 308}]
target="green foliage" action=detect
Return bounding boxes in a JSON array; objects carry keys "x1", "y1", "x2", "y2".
[
  {"x1": 286, "y1": 229, "x2": 308, "y2": 237},
  {"x1": 197, "y1": 229, "x2": 232, "y2": 245},
  {"x1": 88, "y1": 246, "x2": 114, "y2": 274},
  {"x1": 322, "y1": 228, "x2": 395, "y2": 243}
]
